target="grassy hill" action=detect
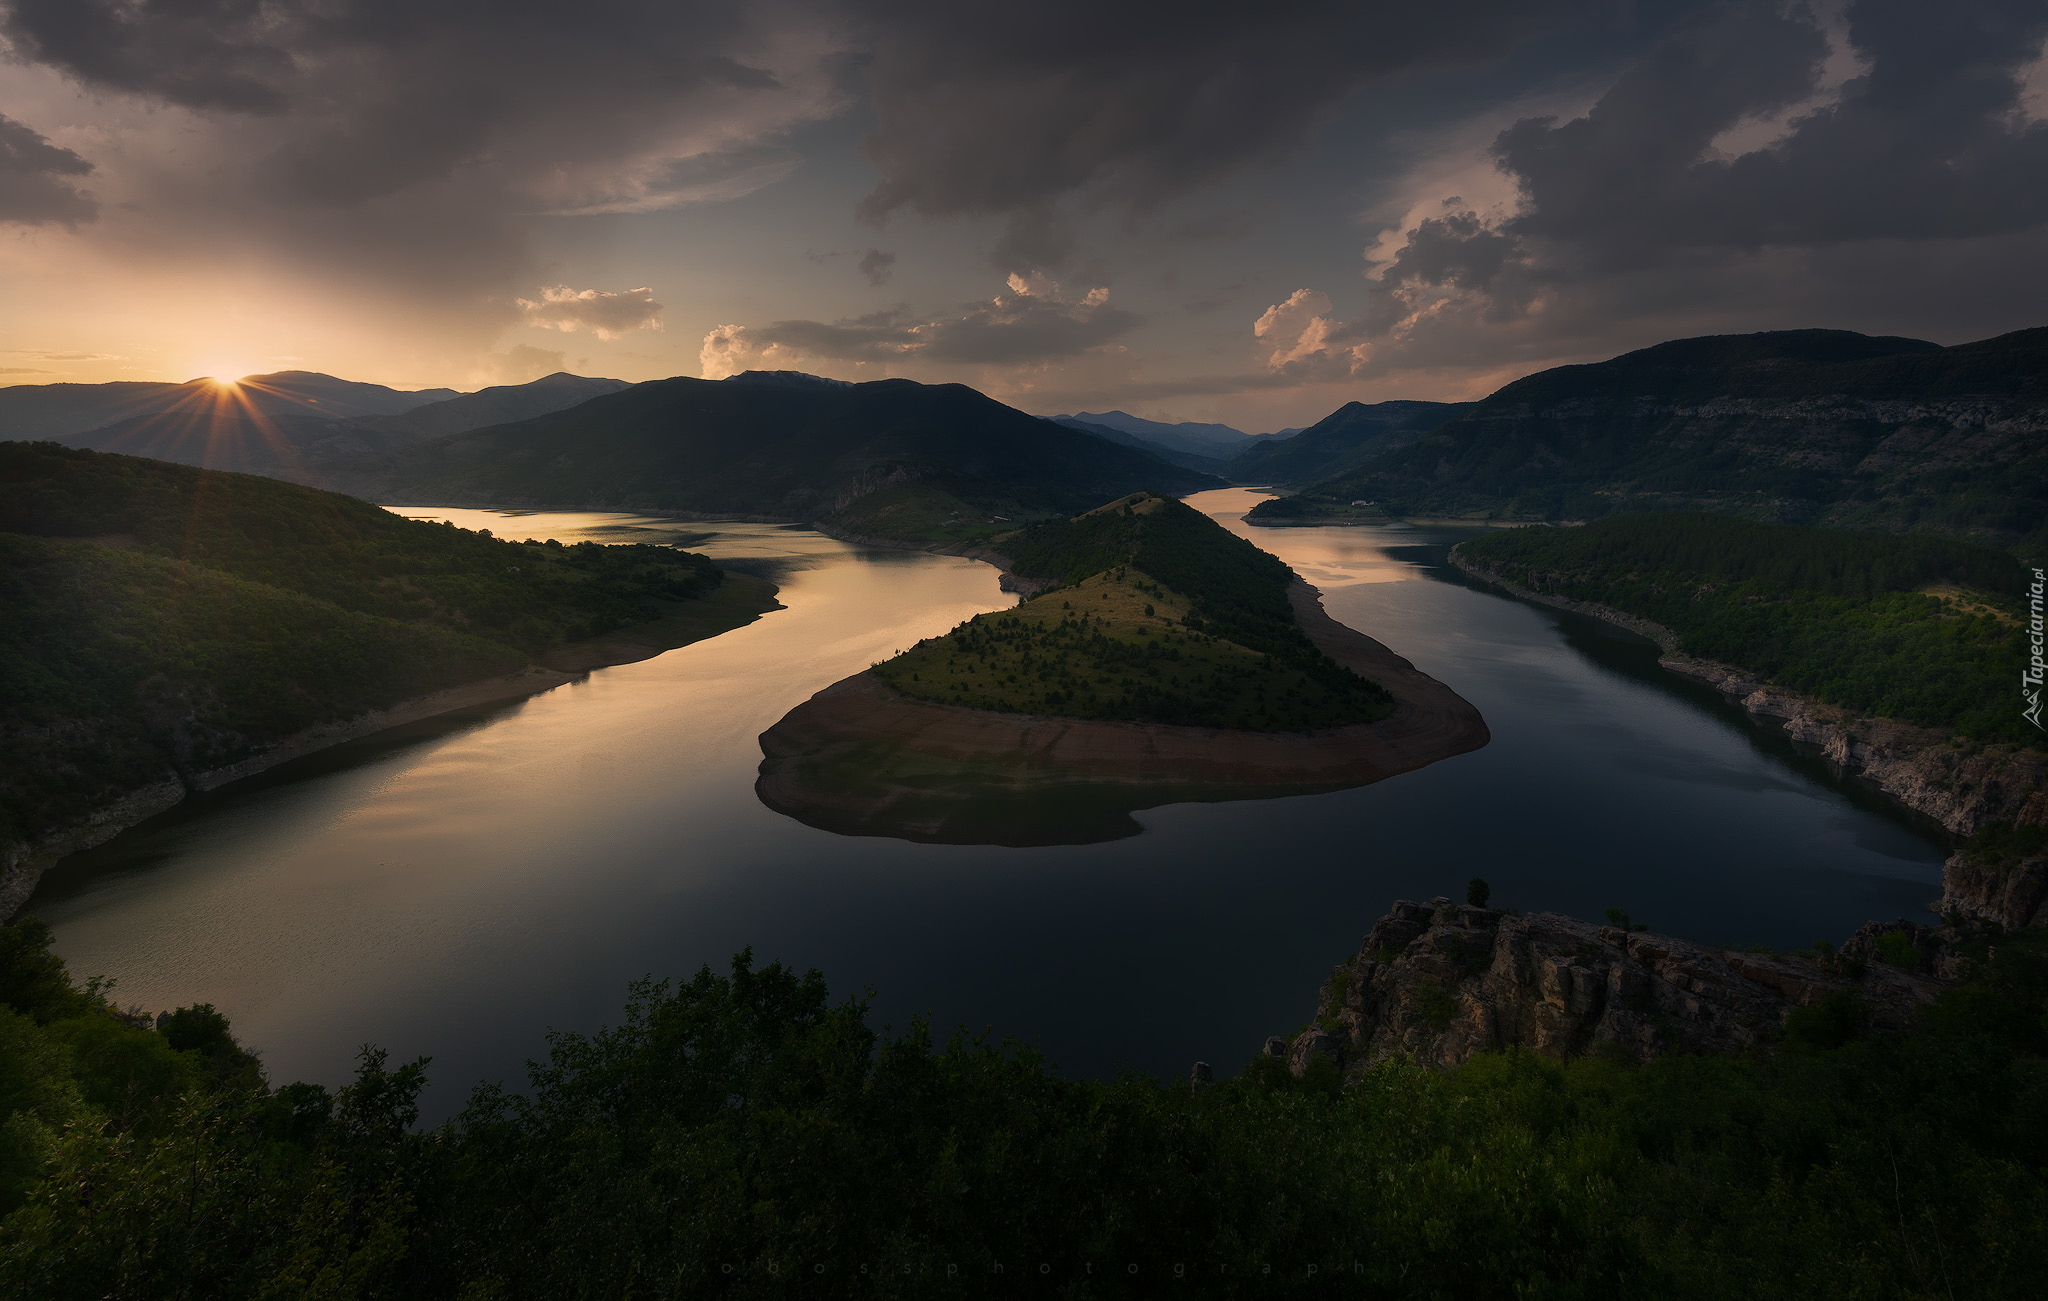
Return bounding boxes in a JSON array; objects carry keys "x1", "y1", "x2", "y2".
[
  {"x1": 1248, "y1": 327, "x2": 2048, "y2": 556},
  {"x1": 0, "y1": 442, "x2": 762, "y2": 860},
  {"x1": 1455, "y1": 513, "x2": 2035, "y2": 744},
  {"x1": 307, "y1": 375, "x2": 1223, "y2": 546},
  {"x1": 872, "y1": 492, "x2": 1392, "y2": 730}
]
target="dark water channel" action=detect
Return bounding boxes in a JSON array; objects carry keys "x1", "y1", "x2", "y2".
[{"x1": 30, "y1": 490, "x2": 1946, "y2": 1117}]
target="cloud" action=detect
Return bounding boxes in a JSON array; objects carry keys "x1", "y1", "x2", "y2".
[
  {"x1": 853, "y1": 0, "x2": 1586, "y2": 226},
  {"x1": 0, "y1": 366, "x2": 53, "y2": 373},
  {"x1": 0, "y1": 112, "x2": 96, "y2": 225},
  {"x1": 699, "y1": 273, "x2": 1142, "y2": 376},
  {"x1": 857, "y1": 247, "x2": 896, "y2": 285},
  {"x1": 517, "y1": 286, "x2": 663, "y2": 339},
  {"x1": 1492, "y1": 0, "x2": 2048, "y2": 255},
  {"x1": 0, "y1": 0, "x2": 851, "y2": 335}
]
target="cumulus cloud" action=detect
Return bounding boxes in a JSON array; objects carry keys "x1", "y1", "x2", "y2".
[
  {"x1": 699, "y1": 274, "x2": 1142, "y2": 377},
  {"x1": 517, "y1": 286, "x2": 663, "y2": 339},
  {"x1": 0, "y1": 112, "x2": 96, "y2": 225}
]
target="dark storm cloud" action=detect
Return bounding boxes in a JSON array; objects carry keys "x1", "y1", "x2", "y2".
[
  {"x1": 0, "y1": 112, "x2": 95, "y2": 225},
  {"x1": 1495, "y1": 0, "x2": 2048, "y2": 255},
  {"x1": 1291, "y1": 0, "x2": 2048, "y2": 384},
  {"x1": 0, "y1": 0, "x2": 846, "y2": 318},
  {"x1": 1, "y1": 0, "x2": 295, "y2": 114},
  {"x1": 853, "y1": 0, "x2": 1589, "y2": 227}
]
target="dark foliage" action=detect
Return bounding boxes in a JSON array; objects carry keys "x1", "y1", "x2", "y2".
[
  {"x1": 2, "y1": 915, "x2": 2046, "y2": 1298},
  {"x1": 0, "y1": 442, "x2": 727, "y2": 848},
  {"x1": 1458, "y1": 513, "x2": 2035, "y2": 744}
]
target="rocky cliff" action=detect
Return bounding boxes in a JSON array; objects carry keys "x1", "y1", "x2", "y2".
[
  {"x1": 1275, "y1": 899, "x2": 1958, "y2": 1075},
  {"x1": 1448, "y1": 550, "x2": 2048, "y2": 927}
]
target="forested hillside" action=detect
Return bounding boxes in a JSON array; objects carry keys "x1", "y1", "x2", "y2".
[
  {"x1": 873, "y1": 493, "x2": 1392, "y2": 729},
  {"x1": 304, "y1": 376, "x2": 1222, "y2": 545},
  {"x1": 1249, "y1": 327, "x2": 2048, "y2": 555},
  {"x1": 0, "y1": 443, "x2": 751, "y2": 865},
  {"x1": 2, "y1": 911, "x2": 2044, "y2": 1298},
  {"x1": 1455, "y1": 514, "x2": 2034, "y2": 743}
]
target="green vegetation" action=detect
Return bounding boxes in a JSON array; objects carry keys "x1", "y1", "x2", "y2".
[
  {"x1": 1458, "y1": 512, "x2": 2036, "y2": 744},
  {"x1": 3, "y1": 914, "x2": 2046, "y2": 1298},
  {"x1": 0, "y1": 442, "x2": 749, "y2": 852},
  {"x1": 872, "y1": 493, "x2": 1393, "y2": 731},
  {"x1": 1246, "y1": 327, "x2": 2048, "y2": 558}
]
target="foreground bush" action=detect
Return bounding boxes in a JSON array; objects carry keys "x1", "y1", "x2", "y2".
[{"x1": 2, "y1": 915, "x2": 2044, "y2": 1299}]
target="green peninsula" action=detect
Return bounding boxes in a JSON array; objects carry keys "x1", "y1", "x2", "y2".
[{"x1": 872, "y1": 492, "x2": 1393, "y2": 730}]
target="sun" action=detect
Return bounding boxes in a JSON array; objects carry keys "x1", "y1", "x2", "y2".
[{"x1": 195, "y1": 362, "x2": 254, "y2": 386}]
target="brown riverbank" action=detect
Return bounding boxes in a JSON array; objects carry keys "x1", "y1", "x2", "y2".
[
  {"x1": 754, "y1": 580, "x2": 1489, "y2": 845},
  {"x1": 1, "y1": 572, "x2": 782, "y2": 920},
  {"x1": 1447, "y1": 547, "x2": 2048, "y2": 926}
]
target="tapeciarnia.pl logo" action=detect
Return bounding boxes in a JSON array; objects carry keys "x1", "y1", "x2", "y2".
[{"x1": 2026, "y1": 566, "x2": 2045, "y2": 730}]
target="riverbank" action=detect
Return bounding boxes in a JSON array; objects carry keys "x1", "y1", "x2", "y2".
[
  {"x1": 1448, "y1": 546, "x2": 2047, "y2": 925},
  {"x1": 755, "y1": 578, "x2": 1488, "y2": 845},
  {"x1": 0, "y1": 572, "x2": 781, "y2": 920}
]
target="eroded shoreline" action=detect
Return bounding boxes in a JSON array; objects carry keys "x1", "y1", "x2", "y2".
[{"x1": 755, "y1": 580, "x2": 1490, "y2": 845}]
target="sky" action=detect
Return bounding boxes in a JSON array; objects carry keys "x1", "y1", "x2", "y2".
[{"x1": 1, "y1": 0, "x2": 2045, "y2": 430}]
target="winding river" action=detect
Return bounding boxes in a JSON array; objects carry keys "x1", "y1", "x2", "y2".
[{"x1": 29, "y1": 489, "x2": 1946, "y2": 1117}]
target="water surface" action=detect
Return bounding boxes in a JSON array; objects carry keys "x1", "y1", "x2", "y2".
[{"x1": 32, "y1": 491, "x2": 1945, "y2": 1116}]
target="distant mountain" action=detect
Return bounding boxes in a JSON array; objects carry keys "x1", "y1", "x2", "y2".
[
  {"x1": 1052, "y1": 410, "x2": 1254, "y2": 457},
  {"x1": 0, "y1": 371, "x2": 461, "y2": 446},
  {"x1": 306, "y1": 376, "x2": 1224, "y2": 544},
  {"x1": 356, "y1": 373, "x2": 631, "y2": 439},
  {"x1": 1223, "y1": 400, "x2": 1457, "y2": 485},
  {"x1": 16, "y1": 372, "x2": 637, "y2": 480},
  {"x1": 721, "y1": 369, "x2": 856, "y2": 391},
  {"x1": 1052, "y1": 417, "x2": 1228, "y2": 473},
  {"x1": 1246, "y1": 327, "x2": 2048, "y2": 555}
]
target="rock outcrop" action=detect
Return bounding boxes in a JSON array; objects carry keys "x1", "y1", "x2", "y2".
[{"x1": 1286, "y1": 899, "x2": 1953, "y2": 1074}]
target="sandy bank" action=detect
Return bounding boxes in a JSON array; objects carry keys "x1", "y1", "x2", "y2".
[{"x1": 755, "y1": 580, "x2": 1489, "y2": 845}]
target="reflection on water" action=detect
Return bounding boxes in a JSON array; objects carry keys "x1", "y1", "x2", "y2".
[{"x1": 32, "y1": 493, "x2": 1948, "y2": 1117}]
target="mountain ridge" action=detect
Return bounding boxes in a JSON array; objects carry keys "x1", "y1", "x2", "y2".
[{"x1": 1246, "y1": 326, "x2": 2048, "y2": 554}]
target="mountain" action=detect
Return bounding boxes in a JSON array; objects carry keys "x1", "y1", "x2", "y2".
[
  {"x1": 1247, "y1": 327, "x2": 2048, "y2": 554},
  {"x1": 1052, "y1": 410, "x2": 1256, "y2": 457},
  {"x1": 23, "y1": 372, "x2": 632, "y2": 481},
  {"x1": 0, "y1": 371, "x2": 460, "y2": 445},
  {"x1": 306, "y1": 376, "x2": 1224, "y2": 545},
  {"x1": 1050, "y1": 417, "x2": 1228, "y2": 472},
  {"x1": 1223, "y1": 399, "x2": 1457, "y2": 485},
  {"x1": 354, "y1": 372, "x2": 631, "y2": 438}
]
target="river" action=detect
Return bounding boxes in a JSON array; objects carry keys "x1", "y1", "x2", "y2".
[{"x1": 29, "y1": 489, "x2": 1946, "y2": 1116}]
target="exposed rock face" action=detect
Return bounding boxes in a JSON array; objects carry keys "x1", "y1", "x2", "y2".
[
  {"x1": 1451, "y1": 550, "x2": 2047, "y2": 841},
  {"x1": 1290, "y1": 899, "x2": 1949, "y2": 1073},
  {"x1": 1449, "y1": 551, "x2": 2048, "y2": 928},
  {"x1": 1939, "y1": 856, "x2": 2048, "y2": 929}
]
